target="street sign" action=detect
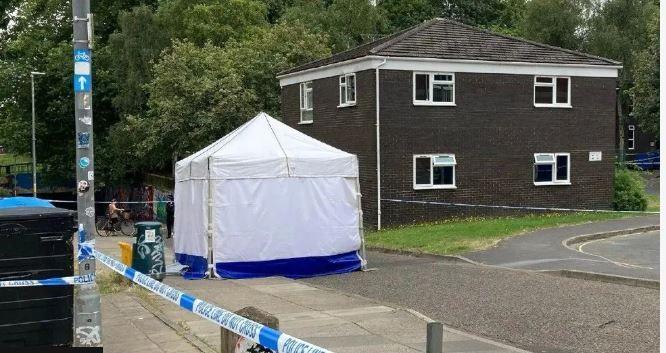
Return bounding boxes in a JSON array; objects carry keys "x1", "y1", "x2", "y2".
[
  {"x1": 73, "y1": 49, "x2": 91, "y2": 92},
  {"x1": 74, "y1": 74, "x2": 91, "y2": 92}
]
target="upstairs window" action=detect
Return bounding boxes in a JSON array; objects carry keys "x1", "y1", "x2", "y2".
[
  {"x1": 299, "y1": 81, "x2": 313, "y2": 123},
  {"x1": 339, "y1": 73, "x2": 356, "y2": 107},
  {"x1": 414, "y1": 154, "x2": 456, "y2": 189},
  {"x1": 534, "y1": 76, "x2": 570, "y2": 107},
  {"x1": 627, "y1": 125, "x2": 635, "y2": 150},
  {"x1": 533, "y1": 153, "x2": 570, "y2": 185},
  {"x1": 414, "y1": 72, "x2": 455, "y2": 105}
]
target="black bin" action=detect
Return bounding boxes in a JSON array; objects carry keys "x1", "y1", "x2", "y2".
[{"x1": 0, "y1": 206, "x2": 75, "y2": 347}]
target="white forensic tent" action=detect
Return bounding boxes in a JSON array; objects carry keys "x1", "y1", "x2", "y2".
[{"x1": 173, "y1": 112, "x2": 366, "y2": 279}]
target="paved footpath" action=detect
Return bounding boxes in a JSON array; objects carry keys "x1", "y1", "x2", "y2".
[
  {"x1": 463, "y1": 215, "x2": 660, "y2": 280},
  {"x1": 96, "y1": 235, "x2": 528, "y2": 353}
]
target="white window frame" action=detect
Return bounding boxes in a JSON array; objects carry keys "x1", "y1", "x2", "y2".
[
  {"x1": 533, "y1": 153, "x2": 571, "y2": 186},
  {"x1": 413, "y1": 154, "x2": 457, "y2": 190},
  {"x1": 627, "y1": 125, "x2": 635, "y2": 150},
  {"x1": 299, "y1": 81, "x2": 313, "y2": 124},
  {"x1": 338, "y1": 73, "x2": 356, "y2": 107},
  {"x1": 413, "y1": 72, "x2": 456, "y2": 106},
  {"x1": 533, "y1": 76, "x2": 571, "y2": 108}
]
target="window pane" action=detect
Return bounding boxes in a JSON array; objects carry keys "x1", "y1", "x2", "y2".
[
  {"x1": 536, "y1": 76, "x2": 553, "y2": 83},
  {"x1": 535, "y1": 86, "x2": 553, "y2": 104},
  {"x1": 347, "y1": 75, "x2": 355, "y2": 102},
  {"x1": 535, "y1": 154, "x2": 555, "y2": 163},
  {"x1": 433, "y1": 83, "x2": 453, "y2": 102},
  {"x1": 340, "y1": 84, "x2": 346, "y2": 104},
  {"x1": 434, "y1": 74, "x2": 452, "y2": 81},
  {"x1": 433, "y1": 166, "x2": 454, "y2": 185},
  {"x1": 433, "y1": 155, "x2": 455, "y2": 165},
  {"x1": 556, "y1": 155, "x2": 568, "y2": 181},
  {"x1": 556, "y1": 78, "x2": 569, "y2": 104},
  {"x1": 304, "y1": 82, "x2": 312, "y2": 90},
  {"x1": 301, "y1": 109, "x2": 313, "y2": 122},
  {"x1": 306, "y1": 90, "x2": 313, "y2": 109},
  {"x1": 415, "y1": 157, "x2": 431, "y2": 185},
  {"x1": 415, "y1": 74, "x2": 429, "y2": 100},
  {"x1": 534, "y1": 164, "x2": 553, "y2": 182}
]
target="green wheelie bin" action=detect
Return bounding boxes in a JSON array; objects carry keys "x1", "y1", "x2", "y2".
[{"x1": 131, "y1": 221, "x2": 166, "y2": 281}]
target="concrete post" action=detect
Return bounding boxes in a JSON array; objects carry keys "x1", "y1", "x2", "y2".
[
  {"x1": 221, "y1": 307, "x2": 278, "y2": 353},
  {"x1": 426, "y1": 321, "x2": 443, "y2": 353}
]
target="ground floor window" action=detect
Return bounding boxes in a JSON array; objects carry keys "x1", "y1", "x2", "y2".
[
  {"x1": 413, "y1": 154, "x2": 456, "y2": 189},
  {"x1": 627, "y1": 125, "x2": 635, "y2": 150},
  {"x1": 533, "y1": 153, "x2": 570, "y2": 185}
]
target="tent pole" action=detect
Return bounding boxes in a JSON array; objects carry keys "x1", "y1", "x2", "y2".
[
  {"x1": 356, "y1": 176, "x2": 369, "y2": 271},
  {"x1": 207, "y1": 158, "x2": 215, "y2": 279}
]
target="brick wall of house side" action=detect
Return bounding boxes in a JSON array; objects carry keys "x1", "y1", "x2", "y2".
[
  {"x1": 280, "y1": 69, "x2": 379, "y2": 226},
  {"x1": 378, "y1": 70, "x2": 617, "y2": 226}
]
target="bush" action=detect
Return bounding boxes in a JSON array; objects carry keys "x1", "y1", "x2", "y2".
[
  {"x1": 614, "y1": 168, "x2": 648, "y2": 211},
  {"x1": 0, "y1": 188, "x2": 10, "y2": 197}
]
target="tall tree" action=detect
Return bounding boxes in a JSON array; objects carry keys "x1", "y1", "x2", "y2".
[
  {"x1": 629, "y1": 9, "x2": 659, "y2": 137},
  {"x1": 518, "y1": 0, "x2": 589, "y2": 50}
]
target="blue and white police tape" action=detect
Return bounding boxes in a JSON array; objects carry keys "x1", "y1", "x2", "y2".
[
  {"x1": 0, "y1": 273, "x2": 95, "y2": 288},
  {"x1": 382, "y1": 198, "x2": 660, "y2": 214},
  {"x1": 94, "y1": 250, "x2": 333, "y2": 353}
]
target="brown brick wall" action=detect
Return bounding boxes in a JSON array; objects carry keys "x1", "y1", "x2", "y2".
[
  {"x1": 281, "y1": 70, "x2": 379, "y2": 227},
  {"x1": 281, "y1": 69, "x2": 617, "y2": 228},
  {"x1": 379, "y1": 70, "x2": 617, "y2": 226}
]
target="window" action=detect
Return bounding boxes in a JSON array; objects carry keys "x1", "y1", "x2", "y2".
[
  {"x1": 534, "y1": 76, "x2": 570, "y2": 107},
  {"x1": 413, "y1": 154, "x2": 456, "y2": 189},
  {"x1": 413, "y1": 73, "x2": 455, "y2": 105},
  {"x1": 627, "y1": 125, "x2": 635, "y2": 150},
  {"x1": 299, "y1": 81, "x2": 313, "y2": 123},
  {"x1": 339, "y1": 73, "x2": 356, "y2": 107},
  {"x1": 533, "y1": 153, "x2": 570, "y2": 185}
]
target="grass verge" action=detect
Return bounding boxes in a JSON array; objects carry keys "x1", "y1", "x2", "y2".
[
  {"x1": 366, "y1": 212, "x2": 629, "y2": 255},
  {"x1": 647, "y1": 194, "x2": 659, "y2": 212},
  {"x1": 97, "y1": 268, "x2": 132, "y2": 294}
]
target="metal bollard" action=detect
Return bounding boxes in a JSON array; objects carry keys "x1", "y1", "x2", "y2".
[{"x1": 426, "y1": 321, "x2": 443, "y2": 353}]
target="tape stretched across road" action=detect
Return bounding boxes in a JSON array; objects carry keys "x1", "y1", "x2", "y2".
[
  {"x1": 94, "y1": 250, "x2": 333, "y2": 353},
  {"x1": 0, "y1": 273, "x2": 95, "y2": 288},
  {"x1": 382, "y1": 198, "x2": 659, "y2": 214},
  {"x1": 47, "y1": 200, "x2": 167, "y2": 204}
]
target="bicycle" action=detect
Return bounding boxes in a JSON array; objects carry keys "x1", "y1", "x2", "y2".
[{"x1": 95, "y1": 211, "x2": 134, "y2": 237}]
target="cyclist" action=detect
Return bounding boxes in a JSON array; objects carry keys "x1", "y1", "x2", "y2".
[{"x1": 107, "y1": 199, "x2": 124, "y2": 227}]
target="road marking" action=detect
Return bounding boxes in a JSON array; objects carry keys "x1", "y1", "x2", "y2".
[{"x1": 577, "y1": 234, "x2": 654, "y2": 270}]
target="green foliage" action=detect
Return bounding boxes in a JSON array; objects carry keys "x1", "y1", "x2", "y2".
[
  {"x1": 379, "y1": 0, "x2": 438, "y2": 30},
  {"x1": 628, "y1": 9, "x2": 659, "y2": 138},
  {"x1": 282, "y1": 0, "x2": 387, "y2": 52},
  {"x1": 613, "y1": 168, "x2": 648, "y2": 211},
  {"x1": 378, "y1": 0, "x2": 509, "y2": 31},
  {"x1": 518, "y1": 0, "x2": 588, "y2": 50}
]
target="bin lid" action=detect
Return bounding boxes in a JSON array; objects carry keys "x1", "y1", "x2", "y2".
[
  {"x1": 135, "y1": 221, "x2": 162, "y2": 227},
  {"x1": 0, "y1": 197, "x2": 55, "y2": 209},
  {"x1": 0, "y1": 206, "x2": 76, "y2": 221}
]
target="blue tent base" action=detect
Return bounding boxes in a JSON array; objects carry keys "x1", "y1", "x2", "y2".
[
  {"x1": 215, "y1": 251, "x2": 362, "y2": 279},
  {"x1": 175, "y1": 253, "x2": 208, "y2": 279}
]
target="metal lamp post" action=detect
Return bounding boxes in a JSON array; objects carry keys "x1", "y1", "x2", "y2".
[{"x1": 30, "y1": 71, "x2": 46, "y2": 197}]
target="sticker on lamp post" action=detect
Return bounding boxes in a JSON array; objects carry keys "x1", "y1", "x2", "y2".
[
  {"x1": 79, "y1": 157, "x2": 90, "y2": 169},
  {"x1": 73, "y1": 49, "x2": 92, "y2": 93}
]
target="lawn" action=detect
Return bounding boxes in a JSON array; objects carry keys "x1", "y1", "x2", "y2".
[{"x1": 365, "y1": 212, "x2": 628, "y2": 255}]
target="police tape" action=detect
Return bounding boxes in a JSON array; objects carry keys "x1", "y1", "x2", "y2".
[
  {"x1": 0, "y1": 273, "x2": 96, "y2": 288},
  {"x1": 382, "y1": 198, "x2": 659, "y2": 214},
  {"x1": 46, "y1": 200, "x2": 168, "y2": 204},
  {"x1": 94, "y1": 250, "x2": 333, "y2": 353}
]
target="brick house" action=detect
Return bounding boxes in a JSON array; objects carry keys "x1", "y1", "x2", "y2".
[{"x1": 277, "y1": 18, "x2": 622, "y2": 229}]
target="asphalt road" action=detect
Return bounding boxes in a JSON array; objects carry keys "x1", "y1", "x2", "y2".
[
  {"x1": 463, "y1": 216, "x2": 660, "y2": 280},
  {"x1": 577, "y1": 231, "x2": 659, "y2": 279},
  {"x1": 302, "y1": 251, "x2": 659, "y2": 353}
]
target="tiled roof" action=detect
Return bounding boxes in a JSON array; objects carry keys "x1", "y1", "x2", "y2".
[{"x1": 279, "y1": 18, "x2": 620, "y2": 76}]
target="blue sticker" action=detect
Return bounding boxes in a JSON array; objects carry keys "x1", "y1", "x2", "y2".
[
  {"x1": 77, "y1": 132, "x2": 90, "y2": 148},
  {"x1": 79, "y1": 157, "x2": 90, "y2": 168},
  {"x1": 73, "y1": 49, "x2": 91, "y2": 63}
]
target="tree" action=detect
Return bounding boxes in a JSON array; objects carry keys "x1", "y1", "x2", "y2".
[
  {"x1": 107, "y1": 5, "x2": 170, "y2": 116},
  {"x1": 378, "y1": 0, "x2": 508, "y2": 31},
  {"x1": 629, "y1": 9, "x2": 659, "y2": 137},
  {"x1": 222, "y1": 22, "x2": 331, "y2": 116},
  {"x1": 517, "y1": 0, "x2": 589, "y2": 50},
  {"x1": 378, "y1": 0, "x2": 438, "y2": 30}
]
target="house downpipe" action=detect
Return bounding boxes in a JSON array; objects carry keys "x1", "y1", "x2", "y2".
[{"x1": 375, "y1": 57, "x2": 387, "y2": 229}]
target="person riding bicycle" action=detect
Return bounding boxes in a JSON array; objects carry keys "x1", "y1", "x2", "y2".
[{"x1": 107, "y1": 199, "x2": 124, "y2": 225}]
